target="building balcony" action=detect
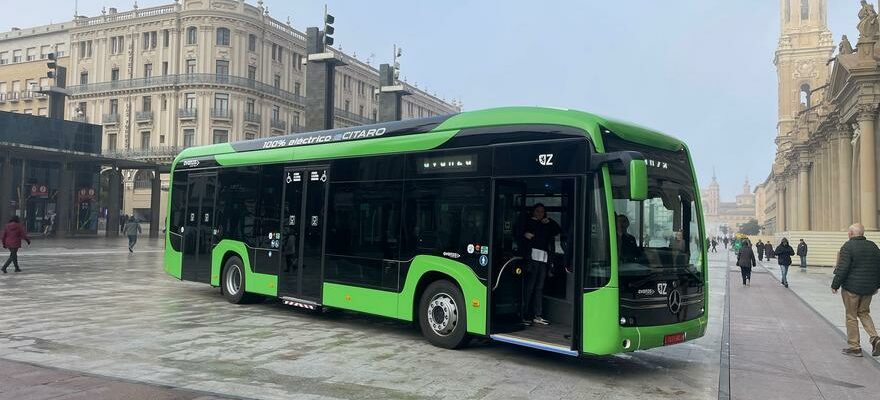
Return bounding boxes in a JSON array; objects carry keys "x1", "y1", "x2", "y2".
[
  {"x1": 71, "y1": 115, "x2": 87, "y2": 123},
  {"x1": 335, "y1": 108, "x2": 377, "y2": 125},
  {"x1": 210, "y1": 108, "x2": 231, "y2": 120},
  {"x1": 177, "y1": 108, "x2": 197, "y2": 119},
  {"x1": 103, "y1": 145, "x2": 183, "y2": 162},
  {"x1": 6, "y1": 92, "x2": 19, "y2": 102},
  {"x1": 67, "y1": 73, "x2": 307, "y2": 106},
  {"x1": 102, "y1": 113, "x2": 119, "y2": 124},
  {"x1": 136, "y1": 111, "x2": 153, "y2": 122},
  {"x1": 244, "y1": 112, "x2": 261, "y2": 124},
  {"x1": 270, "y1": 118, "x2": 287, "y2": 131}
]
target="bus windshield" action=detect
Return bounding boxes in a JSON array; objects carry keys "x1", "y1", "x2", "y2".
[{"x1": 603, "y1": 133, "x2": 704, "y2": 325}]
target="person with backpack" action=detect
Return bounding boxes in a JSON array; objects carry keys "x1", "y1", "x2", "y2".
[
  {"x1": 737, "y1": 238, "x2": 756, "y2": 286},
  {"x1": 775, "y1": 238, "x2": 796, "y2": 288},
  {"x1": 1, "y1": 216, "x2": 31, "y2": 273}
]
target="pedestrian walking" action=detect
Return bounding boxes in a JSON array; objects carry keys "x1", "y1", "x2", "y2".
[
  {"x1": 797, "y1": 239, "x2": 808, "y2": 270},
  {"x1": 723, "y1": 237, "x2": 729, "y2": 249},
  {"x1": 736, "y1": 239, "x2": 756, "y2": 286},
  {"x1": 765, "y1": 240, "x2": 775, "y2": 260},
  {"x1": 775, "y1": 238, "x2": 795, "y2": 288},
  {"x1": 710, "y1": 238, "x2": 718, "y2": 253},
  {"x1": 756, "y1": 240, "x2": 765, "y2": 261},
  {"x1": 831, "y1": 223, "x2": 880, "y2": 357},
  {"x1": 123, "y1": 216, "x2": 142, "y2": 253},
  {"x1": 1, "y1": 216, "x2": 31, "y2": 273}
]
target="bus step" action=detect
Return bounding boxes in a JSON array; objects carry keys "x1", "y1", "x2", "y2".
[
  {"x1": 280, "y1": 297, "x2": 321, "y2": 311},
  {"x1": 490, "y1": 334, "x2": 578, "y2": 356}
]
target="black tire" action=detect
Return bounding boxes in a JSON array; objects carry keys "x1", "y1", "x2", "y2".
[
  {"x1": 221, "y1": 256, "x2": 257, "y2": 304},
  {"x1": 418, "y1": 280, "x2": 471, "y2": 349}
]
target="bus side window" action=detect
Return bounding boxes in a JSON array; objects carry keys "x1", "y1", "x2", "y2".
[
  {"x1": 586, "y1": 175, "x2": 611, "y2": 290},
  {"x1": 169, "y1": 170, "x2": 188, "y2": 251}
]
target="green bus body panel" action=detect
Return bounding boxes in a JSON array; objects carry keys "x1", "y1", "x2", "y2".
[
  {"x1": 323, "y1": 283, "x2": 399, "y2": 319},
  {"x1": 164, "y1": 237, "x2": 182, "y2": 279},
  {"x1": 212, "y1": 240, "x2": 278, "y2": 297},
  {"x1": 581, "y1": 286, "x2": 622, "y2": 354},
  {"x1": 397, "y1": 255, "x2": 487, "y2": 335},
  {"x1": 622, "y1": 315, "x2": 708, "y2": 352}
]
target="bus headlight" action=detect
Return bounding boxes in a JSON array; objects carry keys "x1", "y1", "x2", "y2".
[{"x1": 620, "y1": 317, "x2": 627, "y2": 325}]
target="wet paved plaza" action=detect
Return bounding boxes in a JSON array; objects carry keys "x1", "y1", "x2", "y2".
[{"x1": 0, "y1": 238, "x2": 726, "y2": 399}]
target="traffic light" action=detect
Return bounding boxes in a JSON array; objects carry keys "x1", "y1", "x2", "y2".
[
  {"x1": 46, "y1": 52, "x2": 57, "y2": 79},
  {"x1": 323, "y1": 13, "x2": 335, "y2": 46}
]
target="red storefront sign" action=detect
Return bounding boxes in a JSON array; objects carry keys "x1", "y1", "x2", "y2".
[{"x1": 30, "y1": 184, "x2": 49, "y2": 198}]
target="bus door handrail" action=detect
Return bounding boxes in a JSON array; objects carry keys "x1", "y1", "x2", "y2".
[{"x1": 492, "y1": 256, "x2": 523, "y2": 291}]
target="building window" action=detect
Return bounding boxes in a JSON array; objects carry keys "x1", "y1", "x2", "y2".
[
  {"x1": 109, "y1": 99, "x2": 119, "y2": 115},
  {"x1": 79, "y1": 72, "x2": 88, "y2": 85},
  {"x1": 294, "y1": 82, "x2": 301, "y2": 96},
  {"x1": 38, "y1": 108, "x2": 47, "y2": 117},
  {"x1": 274, "y1": 74, "x2": 281, "y2": 89},
  {"x1": 111, "y1": 68, "x2": 120, "y2": 81},
  {"x1": 143, "y1": 63, "x2": 153, "y2": 78},
  {"x1": 107, "y1": 133, "x2": 117, "y2": 150},
  {"x1": 799, "y1": 83, "x2": 811, "y2": 108},
  {"x1": 12, "y1": 50, "x2": 21, "y2": 63},
  {"x1": 214, "y1": 93, "x2": 229, "y2": 112},
  {"x1": 359, "y1": 105, "x2": 364, "y2": 116},
  {"x1": 141, "y1": 131, "x2": 151, "y2": 149},
  {"x1": 272, "y1": 105, "x2": 280, "y2": 121},
  {"x1": 163, "y1": 29, "x2": 170, "y2": 47},
  {"x1": 162, "y1": 61, "x2": 169, "y2": 76},
  {"x1": 160, "y1": 134, "x2": 165, "y2": 144},
  {"x1": 184, "y1": 93, "x2": 196, "y2": 110},
  {"x1": 142, "y1": 31, "x2": 157, "y2": 50},
  {"x1": 271, "y1": 43, "x2": 283, "y2": 62},
  {"x1": 0, "y1": 51, "x2": 8, "y2": 64},
  {"x1": 248, "y1": 34, "x2": 257, "y2": 52},
  {"x1": 801, "y1": 0, "x2": 809, "y2": 21},
  {"x1": 372, "y1": 109, "x2": 377, "y2": 121},
  {"x1": 26, "y1": 47, "x2": 35, "y2": 61},
  {"x1": 213, "y1": 129, "x2": 228, "y2": 144},
  {"x1": 216, "y1": 28, "x2": 230, "y2": 46},
  {"x1": 246, "y1": 98, "x2": 256, "y2": 114},
  {"x1": 186, "y1": 27, "x2": 197, "y2": 45},
  {"x1": 161, "y1": 94, "x2": 167, "y2": 111},
  {"x1": 248, "y1": 65, "x2": 257, "y2": 81},
  {"x1": 245, "y1": 132, "x2": 255, "y2": 140},
  {"x1": 344, "y1": 100, "x2": 350, "y2": 112},
  {"x1": 183, "y1": 128, "x2": 195, "y2": 148},
  {"x1": 215, "y1": 60, "x2": 229, "y2": 76},
  {"x1": 293, "y1": 112, "x2": 300, "y2": 127},
  {"x1": 110, "y1": 36, "x2": 124, "y2": 54},
  {"x1": 142, "y1": 95, "x2": 151, "y2": 112},
  {"x1": 78, "y1": 41, "x2": 92, "y2": 58},
  {"x1": 185, "y1": 59, "x2": 196, "y2": 74}
]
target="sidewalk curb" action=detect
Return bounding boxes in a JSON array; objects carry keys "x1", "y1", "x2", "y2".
[
  {"x1": 717, "y1": 251, "x2": 731, "y2": 400},
  {"x1": 756, "y1": 260, "x2": 880, "y2": 370}
]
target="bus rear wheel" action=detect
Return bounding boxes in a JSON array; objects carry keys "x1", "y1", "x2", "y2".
[
  {"x1": 222, "y1": 256, "x2": 256, "y2": 304},
  {"x1": 418, "y1": 280, "x2": 471, "y2": 349}
]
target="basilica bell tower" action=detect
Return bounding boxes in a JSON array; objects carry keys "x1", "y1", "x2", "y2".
[{"x1": 774, "y1": 0, "x2": 835, "y2": 137}]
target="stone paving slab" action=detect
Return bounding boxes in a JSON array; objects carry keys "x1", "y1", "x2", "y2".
[
  {"x1": 0, "y1": 358, "x2": 232, "y2": 400},
  {"x1": 0, "y1": 238, "x2": 726, "y2": 399},
  {"x1": 726, "y1": 252, "x2": 880, "y2": 400}
]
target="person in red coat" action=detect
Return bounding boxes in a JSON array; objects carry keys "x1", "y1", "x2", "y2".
[{"x1": 2, "y1": 216, "x2": 31, "y2": 273}]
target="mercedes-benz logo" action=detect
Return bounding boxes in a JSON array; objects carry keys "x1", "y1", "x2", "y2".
[{"x1": 668, "y1": 288, "x2": 682, "y2": 314}]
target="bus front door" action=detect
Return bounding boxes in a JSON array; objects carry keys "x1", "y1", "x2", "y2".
[
  {"x1": 181, "y1": 173, "x2": 217, "y2": 283},
  {"x1": 278, "y1": 167, "x2": 328, "y2": 304}
]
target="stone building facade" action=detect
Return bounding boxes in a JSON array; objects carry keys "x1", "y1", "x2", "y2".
[
  {"x1": 764, "y1": 0, "x2": 880, "y2": 265},
  {"x1": 0, "y1": 22, "x2": 71, "y2": 115},
  {"x1": 0, "y1": 0, "x2": 459, "y2": 223},
  {"x1": 702, "y1": 173, "x2": 757, "y2": 235}
]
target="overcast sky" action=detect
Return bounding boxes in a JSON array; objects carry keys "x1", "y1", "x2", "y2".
[{"x1": 0, "y1": 0, "x2": 865, "y2": 200}]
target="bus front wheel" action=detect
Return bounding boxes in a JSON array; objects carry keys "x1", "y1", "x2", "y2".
[
  {"x1": 222, "y1": 256, "x2": 256, "y2": 304},
  {"x1": 418, "y1": 280, "x2": 471, "y2": 349}
]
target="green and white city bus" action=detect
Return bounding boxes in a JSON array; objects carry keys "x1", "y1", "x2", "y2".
[{"x1": 164, "y1": 107, "x2": 707, "y2": 356}]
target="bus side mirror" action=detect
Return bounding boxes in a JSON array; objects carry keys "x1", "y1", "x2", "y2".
[
  {"x1": 591, "y1": 150, "x2": 647, "y2": 201},
  {"x1": 629, "y1": 159, "x2": 648, "y2": 201}
]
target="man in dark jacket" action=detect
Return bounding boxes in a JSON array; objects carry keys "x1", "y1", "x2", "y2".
[
  {"x1": 832, "y1": 223, "x2": 880, "y2": 357},
  {"x1": 521, "y1": 203, "x2": 561, "y2": 326},
  {"x1": 1, "y1": 215, "x2": 31, "y2": 273},
  {"x1": 797, "y1": 239, "x2": 808, "y2": 270},
  {"x1": 756, "y1": 240, "x2": 765, "y2": 261},
  {"x1": 737, "y1": 239, "x2": 756, "y2": 285},
  {"x1": 775, "y1": 238, "x2": 795, "y2": 288}
]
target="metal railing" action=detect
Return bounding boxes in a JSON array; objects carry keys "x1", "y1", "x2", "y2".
[
  {"x1": 71, "y1": 115, "x2": 87, "y2": 123},
  {"x1": 104, "y1": 145, "x2": 182, "y2": 159},
  {"x1": 177, "y1": 108, "x2": 197, "y2": 119},
  {"x1": 270, "y1": 118, "x2": 287, "y2": 130},
  {"x1": 68, "y1": 73, "x2": 308, "y2": 105},
  {"x1": 244, "y1": 112, "x2": 261, "y2": 123},
  {"x1": 74, "y1": 4, "x2": 178, "y2": 27},
  {"x1": 211, "y1": 108, "x2": 231, "y2": 119},
  {"x1": 135, "y1": 111, "x2": 153, "y2": 121},
  {"x1": 102, "y1": 113, "x2": 119, "y2": 124},
  {"x1": 335, "y1": 108, "x2": 377, "y2": 125}
]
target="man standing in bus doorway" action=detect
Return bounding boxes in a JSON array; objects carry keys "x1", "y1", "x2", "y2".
[{"x1": 521, "y1": 203, "x2": 561, "y2": 326}]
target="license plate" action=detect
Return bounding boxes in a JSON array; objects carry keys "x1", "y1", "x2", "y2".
[{"x1": 664, "y1": 332, "x2": 686, "y2": 346}]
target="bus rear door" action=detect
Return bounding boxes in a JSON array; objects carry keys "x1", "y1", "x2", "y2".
[
  {"x1": 180, "y1": 172, "x2": 217, "y2": 283},
  {"x1": 278, "y1": 167, "x2": 328, "y2": 304}
]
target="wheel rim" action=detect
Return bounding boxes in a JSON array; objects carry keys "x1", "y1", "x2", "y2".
[
  {"x1": 226, "y1": 264, "x2": 242, "y2": 296},
  {"x1": 427, "y1": 292, "x2": 458, "y2": 336}
]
